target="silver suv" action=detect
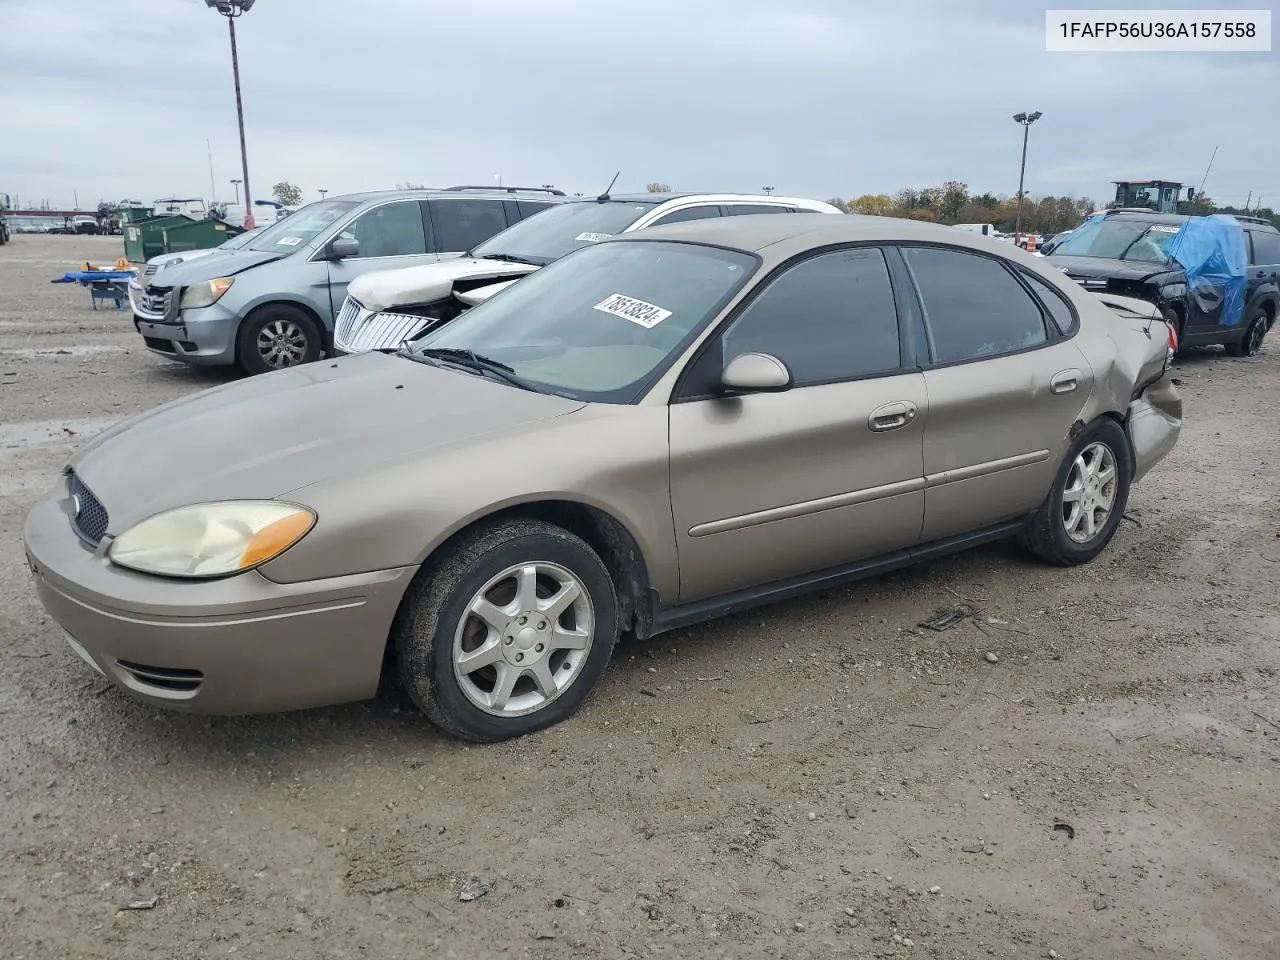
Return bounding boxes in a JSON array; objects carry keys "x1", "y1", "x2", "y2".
[
  {"x1": 128, "y1": 186, "x2": 567, "y2": 374},
  {"x1": 334, "y1": 193, "x2": 844, "y2": 354}
]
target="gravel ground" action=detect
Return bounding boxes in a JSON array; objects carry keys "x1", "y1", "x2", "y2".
[{"x1": 2, "y1": 235, "x2": 1278, "y2": 960}]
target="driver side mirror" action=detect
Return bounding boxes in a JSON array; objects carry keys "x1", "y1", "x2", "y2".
[
  {"x1": 719, "y1": 352, "x2": 793, "y2": 395},
  {"x1": 328, "y1": 237, "x2": 359, "y2": 260}
]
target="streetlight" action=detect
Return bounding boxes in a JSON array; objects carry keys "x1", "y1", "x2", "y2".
[
  {"x1": 318, "y1": 189, "x2": 328, "y2": 200},
  {"x1": 229, "y1": 178, "x2": 242, "y2": 205},
  {"x1": 762, "y1": 186, "x2": 774, "y2": 195},
  {"x1": 1012, "y1": 111, "x2": 1042, "y2": 246},
  {"x1": 205, "y1": 0, "x2": 256, "y2": 228}
]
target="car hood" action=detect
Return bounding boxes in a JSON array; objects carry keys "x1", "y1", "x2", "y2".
[
  {"x1": 147, "y1": 249, "x2": 282, "y2": 289},
  {"x1": 348, "y1": 258, "x2": 539, "y2": 312},
  {"x1": 1047, "y1": 255, "x2": 1176, "y2": 283},
  {"x1": 69, "y1": 351, "x2": 585, "y2": 533}
]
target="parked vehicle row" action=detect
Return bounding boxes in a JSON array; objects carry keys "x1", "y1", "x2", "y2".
[
  {"x1": 128, "y1": 186, "x2": 567, "y2": 374},
  {"x1": 27, "y1": 213, "x2": 1182, "y2": 741}
]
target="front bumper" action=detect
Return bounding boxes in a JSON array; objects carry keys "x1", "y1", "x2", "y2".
[
  {"x1": 23, "y1": 491, "x2": 417, "y2": 715},
  {"x1": 132, "y1": 302, "x2": 239, "y2": 367},
  {"x1": 1127, "y1": 372, "x2": 1182, "y2": 484}
]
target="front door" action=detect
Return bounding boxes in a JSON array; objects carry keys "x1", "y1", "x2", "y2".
[
  {"x1": 669, "y1": 246, "x2": 926, "y2": 602},
  {"x1": 324, "y1": 199, "x2": 437, "y2": 322},
  {"x1": 895, "y1": 245, "x2": 1094, "y2": 542}
]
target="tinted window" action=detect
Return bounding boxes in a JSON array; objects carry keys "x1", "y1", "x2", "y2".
[
  {"x1": 1021, "y1": 271, "x2": 1076, "y2": 335},
  {"x1": 726, "y1": 204, "x2": 788, "y2": 216},
  {"x1": 719, "y1": 247, "x2": 900, "y2": 386},
  {"x1": 903, "y1": 247, "x2": 1047, "y2": 363},
  {"x1": 651, "y1": 205, "x2": 723, "y2": 226},
  {"x1": 338, "y1": 201, "x2": 427, "y2": 258},
  {"x1": 517, "y1": 201, "x2": 555, "y2": 221},
  {"x1": 1248, "y1": 229, "x2": 1280, "y2": 266},
  {"x1": 430, "y1": 199, "x2": 510, "y2": 252}
]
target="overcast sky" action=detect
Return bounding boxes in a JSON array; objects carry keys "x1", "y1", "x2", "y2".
[{"x1": 1, "y1": 0, "x2": 1275, "y2": 210}]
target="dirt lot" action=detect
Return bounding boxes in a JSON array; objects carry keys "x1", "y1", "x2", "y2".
[{"x1": 1, "y1": 234, "x2": 1277, "y2": 960}]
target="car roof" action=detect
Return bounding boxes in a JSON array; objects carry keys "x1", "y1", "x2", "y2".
[
  {"x1": 610, "y1": 212, "x2": 1023, "y2": 256},
  {"x1": 328, "y1": 188, "x2": 569, "y2": 204},
  {"x1": 1101, "y1": 210, "x2": 1187, "y2": 225},
  {"x1": 605, "y1": 192, "x2": 832, "y2": 206}
]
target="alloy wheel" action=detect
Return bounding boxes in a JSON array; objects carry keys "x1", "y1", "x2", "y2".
[
  {"x1": 452, "y1": 561, "x2": 595, "y2": 717},
  {"x1": 256, "y1": 318, "x2": 309, "y2": 368},
  {"x1": 1062, "y1": 442, "x2": 1118, "y2": 544}
]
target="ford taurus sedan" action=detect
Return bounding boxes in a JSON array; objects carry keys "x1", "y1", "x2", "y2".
[{"x1": 24, "y1": 215, "x2": 1182, "y2": 742}]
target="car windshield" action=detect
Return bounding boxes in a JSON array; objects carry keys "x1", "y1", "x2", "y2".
[
  {"x1": 1053, "y1": 218, "x2": 1182, "y2": 263},
  {"x1": 221, "y1": 227, "x2": 263, "y2": 250},
  {"x1": 407, "y1": 239, "x2": 757, "y2": 403},
  {"x1": 247, "y1": 200, "x2": 358, "y2": 253},
  {"x1": 468, "y1": 200, "x2": 662, "y2": 265}
]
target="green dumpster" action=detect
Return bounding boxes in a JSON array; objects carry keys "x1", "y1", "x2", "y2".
[
  {"x1": 160, "y1": 218, "x2": 242, "y2": 255},
  {"x1": 122, "y1": 215, "x2": 194, "y2": 263},
  {"x1": 119, "y1": 206, "x2": 154, "y2": 224}
]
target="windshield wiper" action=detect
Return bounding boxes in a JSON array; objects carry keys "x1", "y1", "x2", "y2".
[
  {"x1": 409, "y1": 346, "x2": 536, "y2": 391},
  {"x1": 477, "y1": 253, "x2": 542, "y2": 265}
]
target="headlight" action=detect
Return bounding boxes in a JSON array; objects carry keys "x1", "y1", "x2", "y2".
[
  {"x1": 108, "y1": 501, "x2": 315, "y2": 578},
  {"x1": 180, "y1": 276, "x2": 235, "y2": 309}
]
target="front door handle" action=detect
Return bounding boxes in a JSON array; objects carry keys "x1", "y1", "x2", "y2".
[
  {"x1": 1050, "y1": 369, "x2": 1081, "y2": 394},
  {"x1": 868, "y1": 400, "x2": 918, "y2": 432}
]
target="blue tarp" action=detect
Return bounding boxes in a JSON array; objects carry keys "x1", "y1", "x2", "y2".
[
  {"x1": 1166, "y1": 214, "x2": 1248, "y2": 328},
  {"x1": 51, "y1": 270, "x2": 134, "y2": 284}
]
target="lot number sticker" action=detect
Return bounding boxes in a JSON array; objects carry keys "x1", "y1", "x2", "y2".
[
  {"x1": 277, "y1": 236, "x2": 304, "y2": 246},
  {"x1": 593, "y1": 293, "x2": 672, "y2": 328},
  {"x1": 575, "y1": 232, "x2": 612, "y2": 243}
]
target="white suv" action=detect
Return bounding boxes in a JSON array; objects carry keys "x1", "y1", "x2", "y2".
[{"x1": 333, "y1": 192, "x2": 844, "y2": 354}]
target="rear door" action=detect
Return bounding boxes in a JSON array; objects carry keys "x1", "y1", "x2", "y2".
[
  {"x1": 1246, "y1": 228, "x2": 1280, "y2": 309},
  {"x1": 668, "y1": 246, "x2": 926, "y2": 601},
  {"x1": 323, "y1": 200, "x2": 435, "y2": 322},
  {"x1": 895, "y1": 245, "x2": 1094, "y2": 542},
  {"x1": 427, "y1": 197, "x2": 513, "y2": 257}
]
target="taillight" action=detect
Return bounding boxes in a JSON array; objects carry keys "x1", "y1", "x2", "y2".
[{"x1": 1166, "y1": 320, "x2": 1178, "y2": 356}]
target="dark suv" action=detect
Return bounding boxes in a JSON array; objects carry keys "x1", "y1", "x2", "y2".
[{"x1": 1046, "y1": 211, "x2": 1280, "y2": 357}]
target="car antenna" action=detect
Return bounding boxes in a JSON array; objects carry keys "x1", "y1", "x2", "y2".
[{"x1": 597, "y1": 171, "x2": 621, "y2": 203}]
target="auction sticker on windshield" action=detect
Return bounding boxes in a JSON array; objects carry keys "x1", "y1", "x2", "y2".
[
  {"x1": 1148, "y1": 224, "x2": 1180, "y2": 233},
  {"x1": 277, "y1": 237, "x2": 304, "y2": 246},
  {"x1": 575, "y1": 232, "x2": 612, "y2": 243},
  {"x1": 593, "y1": 293, "x2": 672, "y2": 328}
]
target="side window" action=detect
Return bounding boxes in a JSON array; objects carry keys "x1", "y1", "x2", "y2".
[
  {"x1": 342, "y1": 201, "x2": 427, "y2": 258},
  {"x1": 650, "y1": 205, "x2": 723, "y2": 226},
  {"x1": 726, "y1": 204, "x2": 788, "y2": 216},
  {"x1": 1247, "y1": 229, "x2": 1280, "y2": 266},
  {"x1": 902, "y1": 247, "x2": 1048, "y2": 364},
  {"x1": 430, "y1": 199, "x2": 510, "y2": 252},
  {"x1": 718, "y1": 247, "x2": 901, "y2": 387},
  {"x1": 516, "y1": 200, "x2": 554, "y2": 221},
  {"x1": 1020, "y1": 271, "x2": 1077, "y2": 336}
]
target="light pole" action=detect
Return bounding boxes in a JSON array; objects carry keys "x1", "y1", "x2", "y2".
[
  {"x1": 1012, "y1": 111, "x2": 1042, "y2": 245},
  {"x1": 762, "y1": 186, "x2": 774, "y2": 195},
  {"x1": 230, "y1": 179, "x2": 242, "y2": 205},
  {"x1": 206, "y1": 0, "x2": 256, "y2": 228},
  {"x1": 318, "y1": 189, "x2": 328, "y2": 200}
]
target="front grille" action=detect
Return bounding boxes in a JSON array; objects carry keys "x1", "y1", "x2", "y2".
[
  {"x1": 68, "y1": 473, "x2": 109, "y2": 545},
  {"x1": 333, "y1": 297, "x2": 432, "y2": 353},
  {"x1": 116, "y1": 660, "x2": 204, "y2": 695},
  {"x1": 135, "y1": 286, "x2": 173, "y2": 319},
  {"x1": 1066, "y1": 274, "x2": 1109, "y2": 292}
]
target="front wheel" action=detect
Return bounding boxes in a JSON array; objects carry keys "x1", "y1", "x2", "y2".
[
  {"x1": 1020, "y1": 418, "x2": 1133, "y2": 566},
  {"x1": 393, "y1": 519, "x2": 619, "y2": 742},
  {"x1": 235, "y1": 304, "x2": 322, "y2": 375},
  {"x1": 1225, "y1": 308, "x2": 1268, "y2": 358}
]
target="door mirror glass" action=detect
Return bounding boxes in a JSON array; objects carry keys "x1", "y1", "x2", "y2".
[
  {"x1": 720, "y1": 352, "x2": 793, "y2": 394},
  {"x1": 329, "y1": 237, "x2": 359, "y2": 259}
]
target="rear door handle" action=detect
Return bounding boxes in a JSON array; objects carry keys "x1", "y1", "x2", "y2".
[
  {"x1": 1050, "y1": 369, "x2": 1081, "y2": 394},
  {"x1": 868, "y1": 400, "x2": 918, "y2": 432}
]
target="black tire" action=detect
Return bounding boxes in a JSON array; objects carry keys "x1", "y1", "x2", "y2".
[
  {"x1": 393, "y1": 518, "x2": 619, "y2": 742},
  {"x1": 1224, "y1": 308, "x2": 1268, "y2": 358},
  {"x1": 235, "y1": 304, "x2": 322, "y2": 375},
  {"x1": 1019, "y1": 417, "x2": 1133, "y2": 567}
]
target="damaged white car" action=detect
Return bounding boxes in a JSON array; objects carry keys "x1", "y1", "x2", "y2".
[{"x1": 332, "y1": 192, "x2": 844, "y2": 354}]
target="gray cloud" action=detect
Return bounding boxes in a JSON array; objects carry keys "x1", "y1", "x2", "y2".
[{"x1": 1, "y1": 0, "x2": 1275, "y2": 209}]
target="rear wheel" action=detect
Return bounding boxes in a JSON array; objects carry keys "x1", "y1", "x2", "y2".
[
  {"x1": 1020, "y1": 418, "x2": 1133, "y2": 566},
  {"x1": 393, "y1": 519, "x2": 619, "y2": 742},
  {"x1": 235, "y1": 304, "x2": 322, "y2": 375},
  {"x1": 1225, "y1": 308, "x2": 1268, "y2": 357}
]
